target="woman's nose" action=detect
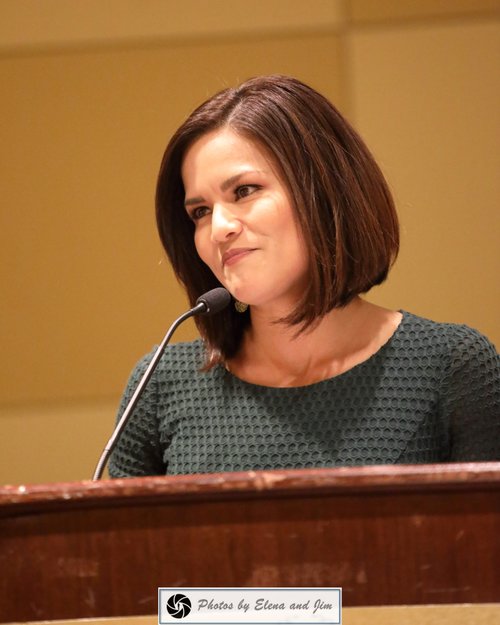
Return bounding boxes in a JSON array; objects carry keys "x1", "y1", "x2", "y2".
[{"x1": 210, "y1": 203, "x2": 242, "y2": 242}]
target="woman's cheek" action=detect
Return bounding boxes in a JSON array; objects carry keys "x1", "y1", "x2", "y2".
[{"x1": 195, "y1": 235, "x2": 219, "y2": 279}]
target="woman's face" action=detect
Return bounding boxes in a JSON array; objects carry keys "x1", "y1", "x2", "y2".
[{"x1": 181, "y1": 128, "x2": 309, "y2": 311}]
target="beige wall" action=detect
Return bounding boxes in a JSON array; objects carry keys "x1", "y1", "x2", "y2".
[
  {"x1": 0, "y1": 1, "x2": 498, "y2": 485},
  {"x1": 349, "y1": 13, "x2": 500, "y2": 336}
]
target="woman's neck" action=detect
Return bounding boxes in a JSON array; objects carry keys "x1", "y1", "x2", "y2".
[{"x1": 227, "y1": 297, "x2": 403, "y2": 387}]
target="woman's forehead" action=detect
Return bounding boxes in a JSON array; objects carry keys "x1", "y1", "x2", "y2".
[{"x1": 181, "y1": 128, "x2": 279, "y2": 185}]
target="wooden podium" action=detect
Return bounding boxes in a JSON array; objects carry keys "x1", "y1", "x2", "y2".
[{"x1": 1, "y1": 463, "x2": 499, "y2": 623}]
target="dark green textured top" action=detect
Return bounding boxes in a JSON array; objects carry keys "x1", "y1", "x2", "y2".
[{"x1": 108, "y1": 312, "x2": 500, "y2": 477}]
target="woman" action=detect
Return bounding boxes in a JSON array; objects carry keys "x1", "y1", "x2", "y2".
[{"x1": 109, "y1": 75, "x2": 499, "y2": 477}]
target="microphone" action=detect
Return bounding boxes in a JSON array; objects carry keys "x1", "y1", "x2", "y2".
[
  {"x1": 194, "y1": 287, "x2": 231, "y2": 316},
  {"x1": 92, "y1": 287, "x2": 231, "y2": 480}
]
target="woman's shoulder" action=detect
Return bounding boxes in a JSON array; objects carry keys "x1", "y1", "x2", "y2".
[
  {"x1": 398, "y1": 310, "x2": 498, "y2": 366},
  {"x1": 400, "y1": 310, "x2": 495, "y2": 342},
  {"x1": 125, "y1": 339, "x2": 208, "y2": 387},
  {"x1": 160, "y1": 338, "x2": 206, "y2": 368}
]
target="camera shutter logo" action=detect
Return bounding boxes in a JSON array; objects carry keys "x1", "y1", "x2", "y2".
[{"x1": 166, "y1": 593, "x2": 192, "y2": 619}]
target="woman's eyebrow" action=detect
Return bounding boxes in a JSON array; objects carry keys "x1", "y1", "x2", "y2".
[
  {"x1": 184, "y1": 195, "x2": 204, "y2": 208},
  {"x1": 220, "y1": 170, "x2": 264, "y2": 192},
  {"x1": 185, "y1": 170, "x2": 265, "y2": 206},
  {"x1": 220, "y1": 172, "x2": 245, "y2": 192}
]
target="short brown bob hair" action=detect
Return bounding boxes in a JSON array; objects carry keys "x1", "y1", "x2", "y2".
[{"x1": 156, "y1": 75, "x2": 399, "y2": 366}]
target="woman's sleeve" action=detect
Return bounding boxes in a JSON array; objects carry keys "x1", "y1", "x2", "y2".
[
  {"x1": 108, "y1": 351, "x2": 167, "y2": 477},
  {"x1": 441, "y1": 326, "x2": 500, "y2": 461}
]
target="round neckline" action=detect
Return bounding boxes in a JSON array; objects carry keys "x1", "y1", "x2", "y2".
[{"x1": 220, "y1": 310, "x2": 409, "y2": 391}]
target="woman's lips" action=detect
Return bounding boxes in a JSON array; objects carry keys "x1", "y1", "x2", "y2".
[{"x1": 222, "y1": 247, "x2": 256, "y2": 266}]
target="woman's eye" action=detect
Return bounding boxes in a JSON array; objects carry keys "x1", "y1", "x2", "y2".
[
  {"x1": 190, "y1": 206, "x2": 210, "y2": 221},
  {"x1": 235, "y1": 184, "x2": 260, "y2": 200}
]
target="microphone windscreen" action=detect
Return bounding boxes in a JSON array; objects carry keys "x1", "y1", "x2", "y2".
[{"x1": 196, "y1": 287, "x2": 231, "y2": 315}]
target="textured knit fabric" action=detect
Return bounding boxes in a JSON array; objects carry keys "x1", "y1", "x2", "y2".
[{"x1": 108, "y1": 312, "x2": 500, "y2": 477}]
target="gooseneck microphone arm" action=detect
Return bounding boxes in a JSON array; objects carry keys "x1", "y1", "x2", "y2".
[{"x1": 92, "y1": 287, "x2": 230, "y2": 481}]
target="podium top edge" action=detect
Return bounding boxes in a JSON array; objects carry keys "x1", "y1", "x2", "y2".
[{"x1": 1, "y1": 462, "x2": 499, "y2": 514}]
